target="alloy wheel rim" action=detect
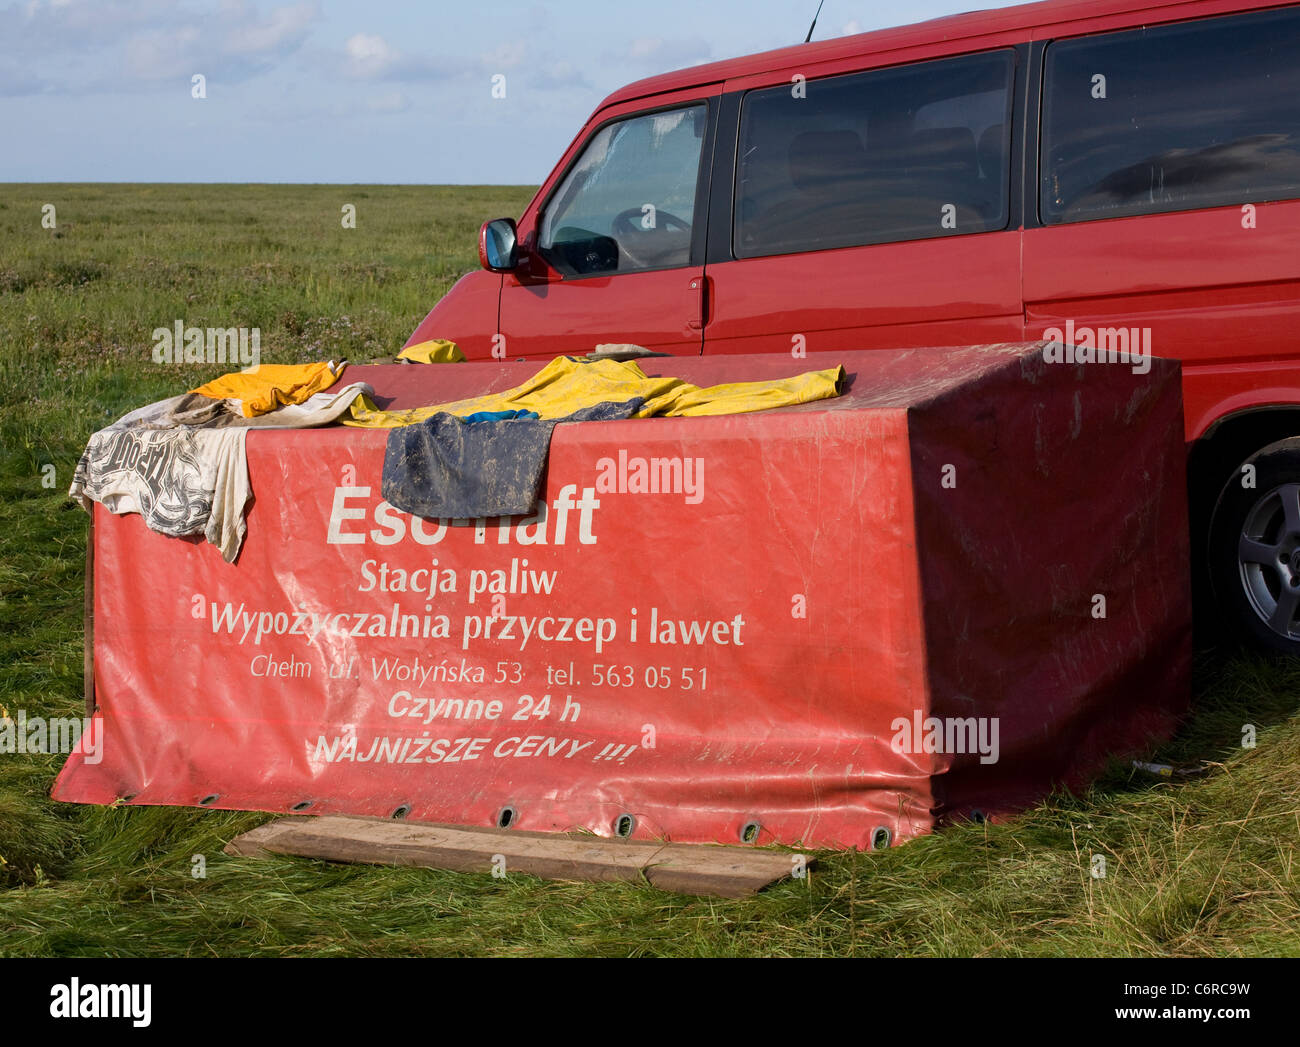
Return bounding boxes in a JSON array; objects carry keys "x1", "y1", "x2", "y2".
[{"x1": 1238, "y1": 482, "x2": 1300, "y2": 641}]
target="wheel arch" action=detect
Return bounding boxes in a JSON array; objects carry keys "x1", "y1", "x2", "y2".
[{"x1": 1190, "y1": 406, "x2": 1300, "y2": 517}]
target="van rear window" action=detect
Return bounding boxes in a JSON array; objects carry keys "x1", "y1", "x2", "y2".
[
  {"x1": 1041, "y1": 6, "x2": 1300, "y2": 224},
  {"x1": 733, "y1": 50, "x2": 1013, "y2": 258}
]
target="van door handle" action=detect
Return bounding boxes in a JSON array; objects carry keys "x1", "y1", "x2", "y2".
[{"x1": 686, "y1": 275, "x2": 708, "y2": 331}]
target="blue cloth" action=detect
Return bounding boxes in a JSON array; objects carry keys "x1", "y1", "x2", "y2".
[
  {"x1": 464, "y1": 409, "x2": 539, "y2": 424},
  {"x1": 381, "y1": 399, "x2": 644, "y2": 519}
]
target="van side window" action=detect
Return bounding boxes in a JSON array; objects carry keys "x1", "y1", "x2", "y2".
[
  {"x1": 733, "y1": 51, "x2": 1013, "y2": 259},
  {"x1": 539, "y1": 105, "x2": 707, "y2": 276},
  {"x1": 1041, "y1": 7, "x2": 1300, "y2": 224}
]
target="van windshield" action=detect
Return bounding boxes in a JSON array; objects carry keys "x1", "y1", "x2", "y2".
[{"x1": 540, "y1": 104, "x2": 706, "y2": 276}]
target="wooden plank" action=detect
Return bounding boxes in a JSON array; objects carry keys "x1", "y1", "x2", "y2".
[
  {"x1": 224, "y1": 815, "x2": 811, "y2": 898},
  {"x1": 222, "y1": 820, "x2": 305, "y2": 858}
]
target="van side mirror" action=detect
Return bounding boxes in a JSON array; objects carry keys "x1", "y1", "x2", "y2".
[{"x1": 479, "y1": 218, "x2": 519, "y2": 272}]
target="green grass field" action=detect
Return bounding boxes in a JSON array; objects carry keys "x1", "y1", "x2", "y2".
[{"x1": 1, "y1": 183, "x2": 1298, "y2": 957}]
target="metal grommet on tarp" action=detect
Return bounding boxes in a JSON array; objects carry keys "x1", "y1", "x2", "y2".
[
  {"x1": 290, "y1": 800, "x2": 313, "y2": 812},
  {"x1": 198, "y1": 794, "x2": 220, "y2": 807},
  {"x1": 496, "y1": 806, "x2": 517, "y2": 829},
  {"x1": 740, "y1": 820, "x2": 762, "y2": 844},
  {"x1": 871, "y1": 826, "x2": 892, "y2": 850},
  {"x1": 614, "y1": 813, "x2": 636, "y2": 838},
  {"x1": 391, "y1": 804, "x2": 411, "y2": 820}
]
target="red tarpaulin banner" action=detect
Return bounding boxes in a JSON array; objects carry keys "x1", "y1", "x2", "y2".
[{"x1": 54, "y1": 344, "x2": 1191, "y2": 848}]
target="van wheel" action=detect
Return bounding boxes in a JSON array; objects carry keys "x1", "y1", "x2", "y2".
[{"x1": 1208, "y1": 438, "x2": 1300, "y2": 654}]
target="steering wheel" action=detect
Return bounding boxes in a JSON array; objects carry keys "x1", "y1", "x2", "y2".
[{"x1": 611, "y1": 207, "x2": 691, "y2": 269}]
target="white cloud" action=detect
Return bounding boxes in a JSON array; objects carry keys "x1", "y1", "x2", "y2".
[
  {"x1": 344, "y1": 32, "x2": 397, "y2": 78},
  {"x1": 7, "y1": 0, "x2": 180, "y2": 47},
  {"x1": 2, "y1": 0, "x2": 322, "y2": 92},
  {"x1": 338, "y1": 30, "x2": 473, "y2": 83},
  {"x1": 122, "y1": 25, "x2": 201, "y2": 81},
  {"x1": 620, "y1": 35, "x2": 711, "y2": 70},
  {"x1": 841, "y1": 20, "x2": 864, "y2": 36},
  {"x1": 225, "y1": 1, "x2": 319, "y2": 55}
]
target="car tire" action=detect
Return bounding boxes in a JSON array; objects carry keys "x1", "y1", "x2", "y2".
[{"x1": 1208, "y1": 437, "x2": 1300, "y2": 655}]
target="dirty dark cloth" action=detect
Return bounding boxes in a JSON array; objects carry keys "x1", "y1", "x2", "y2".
[{"x1": 381, "y1": 399, "x2": 644, "y2": 519}]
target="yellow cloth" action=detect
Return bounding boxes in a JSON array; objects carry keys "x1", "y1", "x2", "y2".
[
  {"x1": 398, "y1": 339, "x2": 465, "y2": 364},
  {"x1": 192, "y1": 362, "x2": 343, "y2": 418},
  {"x1": 342, "y1": 356, "x2": 844, "y2": 428}
]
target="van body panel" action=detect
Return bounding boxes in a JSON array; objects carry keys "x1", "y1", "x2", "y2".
[
  {"x1": 498, "y1": 268, "x2": 708, "y2": 358},
  {"x1": 1182, "y1": 369, "x2": 1300, "y2": 443},
  {"x1": 702, "y1": 233, "x2": 1023, "y2": 355},
  {"x1": 1024, "y1": 205, "x2": 1300, "y2": 430},
  {"x1": 1024, "y1": 206, "x2": 1300, "y2": 310},
  {"x1": 403, "y1": 270, "x2": 501, "y2": 360}
]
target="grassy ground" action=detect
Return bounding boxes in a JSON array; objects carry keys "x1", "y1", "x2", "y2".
[{"x1": 1, "y1": 184, "x2": 1298, "y2": 957}]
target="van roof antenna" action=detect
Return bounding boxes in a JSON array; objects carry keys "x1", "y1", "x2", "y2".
[{"x1": 804, "y1": 0, "x2": 825, "y2": 43}]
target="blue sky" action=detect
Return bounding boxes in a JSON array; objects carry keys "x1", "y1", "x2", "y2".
[{"x1": 0, "y1": 0, "x2": 1024, "y2": 183}]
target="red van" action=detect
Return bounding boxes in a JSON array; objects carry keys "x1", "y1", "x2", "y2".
[{"x1": 404, "y1": 0, "x2": 1300, "y2": 654}]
